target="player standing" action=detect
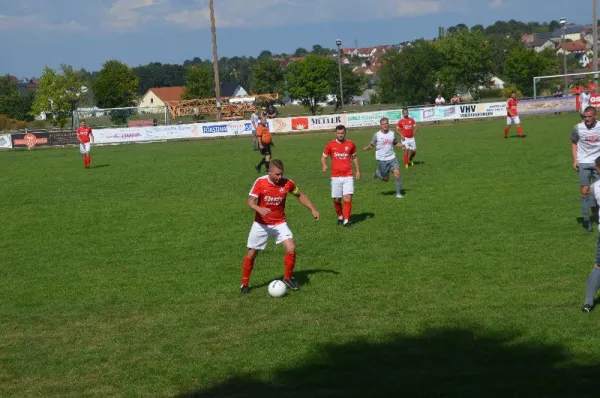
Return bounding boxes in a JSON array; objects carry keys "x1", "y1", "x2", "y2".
[
  {"x1": 580, "y1": 87, "x2": 591, "y2": 119},
  {"x1": 321, "y1": 125, "x2": 361, "y2": 227},
  {"x1": 582, "y1": 155, "x2": 600, "y2": 312},
  {"x1": 250, "y1": 108, "x2": 260, "y2": 151},
  {"x1": 255, "y1": 116, "x2": 273, "y2": 173},
  {"x1": 240, "y1": 159, "x2": 320, "y2": 295},
  {"x1": 76, "y1": 120, "x2": 94, "y2": 168},
  {"x1": 572, "y1": 106, "x2": 600, "y2": 232},
  {"x1": 504, "y1": 91, "x2": 525, "y2": 138},
  {"x1": 396, "y1": 108, "x2": 418, "y2": 168},
  {"x1": 364, "y1": 117, "x2": 405, "y2": 198}
]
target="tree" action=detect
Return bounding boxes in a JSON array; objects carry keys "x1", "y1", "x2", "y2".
[
  {"x1": 92, "y1": 60, "x2": 139, "y2": 124},
  {"x1": 504, "y1": 48, "x2": 558, "y2": 96},
  {"x1": 0, "y1": 76, "x2": 34, "y2": 121},
  {"x1": 250, "y1": 59, "x2": 285, "y2": 97},
  {"x1": 258, "y1": 50, "x2": 272, "y2": 59},
  {"x1": 330, "y1": 65, "x2": 367, "y2": 109},
  {"x1": 471, "y1": 24, "x2": 485, "y2": 33},
  {"x1": 487, "y1": 35, "x2": 524, "y2": 77},
  {"x1": 376, "y1": 40, "x2": 442, "y2": 105},
  {"x1": 133, "y1": 62, "x2": 186, "y2": 95},
  {"x1": 31, "y1": 65, "x2": 85, "y2": 127},
  {"x1": 182, "y1": 64, "x2": 214, "y2": 99},
  {"x1": 312, "y1": 44, "x2": 332, "y2": 56},
  {"x1": 286, "y1": 55, "x2": 336, "y2": 114},
  {"x1": 294, "y1": 47, "x2": 309, "y2": 57}
]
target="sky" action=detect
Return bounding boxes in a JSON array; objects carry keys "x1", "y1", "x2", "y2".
[{"x1": 0, "y1": 0, "x2": 592, "y2": 78}]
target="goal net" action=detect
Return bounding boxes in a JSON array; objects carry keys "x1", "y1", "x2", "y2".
[
  {"x1": 534, "y1": 71, "x2": 599, "y2": 98},
  {"x1": 73, "y1": 105, "x2": 170, "y2": 128}
]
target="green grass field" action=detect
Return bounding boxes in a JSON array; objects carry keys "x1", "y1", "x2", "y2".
[{"x1": 2, "y1": 113, "x2": 600, "y2": 397}]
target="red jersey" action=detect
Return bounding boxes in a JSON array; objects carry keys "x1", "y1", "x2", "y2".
[
  {"x1": 507, "y1": 98, "x2": 518, "y2": 117},
  {"x1": 77, "y1": 127, "x2": 92, "y2": 143},
  {"x1": 249, "y1": 175, "x2": 298, "y2": 225},
  {"x1": 397, "y1": 118, "x2": 417, "y2": 138},
  {"x1": 322, "y1": 139, "x2": 357, "y2": 177}
]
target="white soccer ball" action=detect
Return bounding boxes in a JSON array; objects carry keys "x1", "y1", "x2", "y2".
[{"x1": 268, "y1": 280, "x2": 287, "y2": 298}]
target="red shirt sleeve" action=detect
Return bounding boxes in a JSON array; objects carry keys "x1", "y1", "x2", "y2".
[
  {"x1": 323, "y1": 142, "x2": 331, "y2": 156},
  {"x1": 286, "y1": 179, "x2": 298, "y2": 195},
  {"x1": 350, "y1": 142, "x2": 357, "y2": 156},
  {"x1": 249, "y1": 178, "x2": 262, "y2": 197}
]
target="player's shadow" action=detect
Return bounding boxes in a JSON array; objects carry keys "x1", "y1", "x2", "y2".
[
  {"x1": 412, "y1": 160, "x2": 425, "y2": 166},
  {"x1": 179, "y1": 326, "x2": 600, "y2": 398},
  {"x1": 253, "y1": 269, "x2": 340, "y2": 289},
  {"x1": 350, "y1": 212, "x2": 375, "y2": 225},
  {"x1": 91, "y1": 164, "x2": 110, "y2": 168},
  {"x1": 381, "y1": 189, "x2": 410, "y2": 196}
]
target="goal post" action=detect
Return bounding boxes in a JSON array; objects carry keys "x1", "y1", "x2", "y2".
[
  {"x1": 533, "y1": 71, "x2": 599, "y2": 98},
  {"x1": 73, "y1": 105, "x2": 170, "y2": 128}
]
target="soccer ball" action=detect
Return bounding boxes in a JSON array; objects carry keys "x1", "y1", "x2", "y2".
[{"x1": 268, "y1": 280, "x2": 287, "y2": 298}]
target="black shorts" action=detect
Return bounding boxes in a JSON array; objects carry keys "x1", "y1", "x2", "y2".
[{"x1": 261, "y1": 143, "x2": 272, "y2": 155}]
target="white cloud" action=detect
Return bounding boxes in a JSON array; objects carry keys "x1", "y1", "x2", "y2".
[
  {"x1": 106, "y1": 0, "x2": 159, "y2": 29},
  {"x1": 0, "y1": 14, "x2": 85, "y2": 32}
]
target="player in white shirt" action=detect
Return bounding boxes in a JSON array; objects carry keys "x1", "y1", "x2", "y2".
[
  {"x1": 363, "y1": 117, "x2": 405, "y2": 198},
  {"x1": 580, "y1": 88, "x2": 592, "y2": 119},
  {"x1": 250, "y1": 110, "x2": 260, "y2": 151},
  {"x1": 571, "y1": 106, "x2": 600, "y2": 232},
  {"x1": 581, "y1": 155, "x2": 600, "y2": 312}
]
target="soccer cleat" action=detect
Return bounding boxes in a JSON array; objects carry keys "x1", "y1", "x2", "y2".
[
  {"x1": 396, "y1": 193, "x2": 404, "y2": 199},
  {"x1": 582, "y1": 304, "x2": 592, "y2": 313},
  {"x1": 504, "y1": 136, "x2": 508, "y2": 139},
  {"x1": 283, "y1": 277, "x2": 300, "y2": 290},
  {"x1": 337, "y1": 219, "x2": 343, "y2": 226},
  {"x1": 343, "y1": 221, "x2": 352, "y2": 228},
  {"x1": 410, "y1": 161, "x2": 414, "y2": 166},
  {"x1": 240, "y1": 285, "x2": 250, "y2": 295},
  {"x1": 405, "y1": 164, "x2": 409, "y2": 169},
  {"x1": 521, "y1": 135, "x2": 527, "y2": 138}
]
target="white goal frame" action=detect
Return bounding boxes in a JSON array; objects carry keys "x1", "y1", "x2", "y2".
[{"x1": 533, "y1": 71, "x2": 599, "y2": 98}]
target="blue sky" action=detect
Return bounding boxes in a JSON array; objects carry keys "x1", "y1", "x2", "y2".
[{"x1": 0, "y1": 0, "x2": 592, "y2": 78}]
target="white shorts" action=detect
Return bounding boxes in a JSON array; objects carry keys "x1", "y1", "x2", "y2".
[
  {"x1": 506, "y1": 116, "x2": 520, "y2": 125},
  {"x1": 331, "y1": 176, "x2": 354, "y2": 198},
  {"x1": 247, "y1": 222, "x2": 293, "y2": 250},
  {"x1": 80, "y1": 143, "x2": 91, "y2": 154},
  {"x1": 402, "y1": 137, "x2": 417, "y2": 151}
]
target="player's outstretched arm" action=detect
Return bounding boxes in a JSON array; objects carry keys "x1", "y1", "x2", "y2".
[
  {"x1": 363, "y1": 143, "x2": 373, "y2": 151},
  {"x1": 294, "y1": 191, "x2": 320, "y2": 220}
]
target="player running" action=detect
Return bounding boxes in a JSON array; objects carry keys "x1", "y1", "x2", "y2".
[
  {"x1": 364, "y1": 117, "x2": 405, "y2": 198},
  {"x1": 321, "y1": 125, "x2": 361, "y2": 227},
  {"x1": 76, "y1": 120, "x2": 94, "y2": 169},
  {"x1": 240, "y1": 159, "x2": 320, "y2": 295},
  {"x1": 582, "y1": 156, "x2": 600, "y2": 312},
  {"x1": 396, "y1": 108, "x2": 418, "y2": 168},
  {"x1": 504, "y1": 91, "x2": 525, "y2": 138}
]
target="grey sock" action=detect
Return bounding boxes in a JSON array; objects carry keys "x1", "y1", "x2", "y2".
[
  {"x1": 582, "y1": 195, "x2": 591, "y2": 222},
  {"x1": 584, "y1": 266, "x2": 600, "y2": 306},
  {"x1": 395, "y1": 177, "x2": 403, "y2": 195}
]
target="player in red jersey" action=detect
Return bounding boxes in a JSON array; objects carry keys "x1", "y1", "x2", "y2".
[
  {"x1": 240, "y1": 159, "x2": 320, "y2": 295},
  {"x1": 76, "y1": 120, "x2": 94, "y2": 168},
  {"x1": 321, "y1": 125, "x2": 361, "y2": 227},
  {"x1": 504, "y1": 91, "x2": 524, "y2": 139},
  {"x1": 396, "y1": 108, "x2": 419, "y2": 168}
]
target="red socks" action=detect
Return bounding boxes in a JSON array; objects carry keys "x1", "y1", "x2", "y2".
[
  {"x1": 403, "y1": 153, "x2": 409, "y2": 166},
  {"x1": 334, "y1": 201, "x2": 343, "y2": 218},
  {"x1": 504, "y1": 126, "x2": 510, "y2": 137},
  {"x1": 84, "y1": 154, "x2": 91, "y2": 168},
  {"x1": 343, "y1": 201, "x2": 352, "y2": 222},
  {"x1": 241, "y1": 256, "x2": 254, "y2": 286},
  {"x1": 517, "y1": 126, "x2": 523, "y2": 136},
  {"x1": 284, "y1": 253, "x2": 296, "y2": 279}
]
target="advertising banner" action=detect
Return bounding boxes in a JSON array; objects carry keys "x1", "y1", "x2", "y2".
[
  {"x1": 308, "y1": 114, "x2": 348, "y2": 131},
  {"x1": 0, "y1": 134, "x2": 12, "y2": 149},
  {"x1": 268, "y1": 118, "x2": 292, "y2": 133},
  {"x1": 48, "y1": 131, "x2": 79, "y2": 146},
  {"x1": 346, "y1": 109, "x2": 403, "y2": 128},
  {"x1": 11, "y1": 132, "x2": 50, "y2": 148},
  {"x1": 455, "y1": 102, "x2": 506, "y2": 119},
  {"x1": 518, "y1": 97, "x2": 575, "y2": 115}
]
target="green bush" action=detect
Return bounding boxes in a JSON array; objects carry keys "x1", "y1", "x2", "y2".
[{"x1": 478, "y1": 89, "x2": 503, "y2": 99}]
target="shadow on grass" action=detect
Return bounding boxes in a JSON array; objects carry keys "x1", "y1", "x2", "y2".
[
  {"x1": 91, "y1": 164, "x2": 110, "y2": 168},
  {"x1": 252, "y1": 269, "x2": 341, "y2": 289},
  {"x1": 381, "y1": 189, "x2": 410, "y2": 196},
  {"x1": 349, "y1": 212, "x2": 375, "y2": 224},
  {"x1": 179, "y1": 327, "x2": 599, "y2": 398}
]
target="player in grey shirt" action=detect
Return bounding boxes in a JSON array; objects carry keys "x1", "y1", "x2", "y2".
[
  {"x1": 363, "y1": 117, "x2": 405, "y2": 198},
  {"x1": 250, "y1": 110, "x2": 260, "y2": 151},
  {"x1": 571, "y1": 106, "x2": 600, "y2": 231}
]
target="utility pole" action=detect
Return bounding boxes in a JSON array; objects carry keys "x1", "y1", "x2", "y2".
[
  {"x1": 336, "y1": 39, "x2": 344, "y2": 110},
  {"x1": 210, "y1": 0, "x2": 221, "y2": 120},
  {"x1": 594, "y1": 0, "x2": 599, "y2": 86}
]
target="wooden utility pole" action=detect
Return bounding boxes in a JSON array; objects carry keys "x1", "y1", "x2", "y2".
[
  {"x1": 210, "y1": 0, "x2": 221, "y2": 120},
  {"x1": 594, "y1": 0, "x2": 599, "y2": 85}
]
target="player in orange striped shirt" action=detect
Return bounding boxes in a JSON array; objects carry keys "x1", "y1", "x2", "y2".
[{"x1": 255, "y1": 116, "x2": 273, "y2": 173}]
